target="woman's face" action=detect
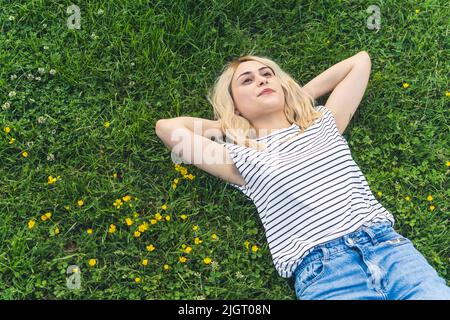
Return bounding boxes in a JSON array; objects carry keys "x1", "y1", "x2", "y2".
[{"x1": 230, "y1": 60, "x2": 285, "y2": 122}]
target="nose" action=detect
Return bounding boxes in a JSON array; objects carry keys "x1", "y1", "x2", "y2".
[{"x1": 257, "y1": 75, "x2": 268, "y2": 86}]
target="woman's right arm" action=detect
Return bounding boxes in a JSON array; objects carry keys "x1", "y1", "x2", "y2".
[{"x1": 155, "y1": 117, "x2": 246, "y2": 187}]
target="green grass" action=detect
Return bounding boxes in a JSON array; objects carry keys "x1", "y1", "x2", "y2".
[{"x1": 0, "y1": 0, "x2": 448, "y2": 299}]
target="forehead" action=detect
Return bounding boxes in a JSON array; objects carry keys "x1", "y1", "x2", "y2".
[{"x1": 233, "y1": 61, "x2": 269, "y2": 80}]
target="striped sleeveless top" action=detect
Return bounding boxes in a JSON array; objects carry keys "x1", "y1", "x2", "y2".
[{"x1": 220, "y1": 105, "x2": 395, "y2": 278}]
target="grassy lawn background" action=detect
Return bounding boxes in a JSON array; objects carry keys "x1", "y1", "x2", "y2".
[{"x1": 0, "y1": 0, "x2": 448, "y2": 299}]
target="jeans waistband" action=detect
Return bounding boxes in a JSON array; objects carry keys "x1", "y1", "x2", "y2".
[{"x1": 293, "y1": 221, "x2": 394, "y2": 278}]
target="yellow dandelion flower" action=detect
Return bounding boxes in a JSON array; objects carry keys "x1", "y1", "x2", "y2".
[
  {"x1": 134, "y1": 277, "x2": 141, "y2": 283},
  {"x1": 203, "y1": 257, "x2": 212, "y2": 265},
  {"x1": 194, "y1": 237, "x2": 203, "y2": 245},
  {"x1": 179, "y1": 256, "x2": 187, "y2": 263},
  {"x1": 163, "y1": 264, "x2": 170, "y2": 270},
  {"x1": 47, "y1": 176, "x2": 57, "y2": 185},
  {"x1": 113, "y1": 173, "x2": 117, "y2": 179},
  {"x1": 134, "y1": 231, "x2": 141, "y2": 237},
  {"x1": 161, "y1": 204, "x2": 167, "y2": 210},
  {"x1": 445, "y1": 91, "x2": 450, "y2": 97},
  {"x1": 146, "y1": 244, "x2": 155, "y2": 252},
  {"x1": 165, "y1": 215, "x2": 171, "y2": 221},
  {"x1": 211, "y1": 234, "x2": 218, "y2": 240},
  {"x1": 446, "y1": 161, "x2": 450, "y2": 166},
  {"x1": 41, "y1": 212, "x2": 52, "y2": 221},
  {"x1": 125, "y1": 218, "x2": 133, "y2": 226},
  {"x1": 4, "y1": 127, "x2": 11, "y2": 133},
  {"x1": 113, "y1": 199, "x2": 123, "y2": 208},
  {"x1": 8, "y1": 138, "x2": 15, "y2": 144},
  {"x1": 415, "y1": 8, "x2": 420, "y2": 14},
  {"x1": 87, "y1": 228, "x2": 93, "y2": 235},
  {"x1": 22, "y1": 151, "x2": 29, "y2": 157},
  {"x1": 377, "y1": 191, "x2": 382, "y2": 197},
  {"x1": 103, "y1": 121, "x2": 110, "y2": 128},
  {"x1": 122, "y1": 195, "x2": 131, "y2": 202},
  {"x1": 88, "y1": 259, "x2": 97, "y2": 267},
  {"x1": 138, "y1": 222, "x2": 149, "y2": 232},
  {"x1": 155, "y1": 213, "x2": 162, "y2": 221},
  {"x1": 150, "y1": 219, "x2": 157, "y2": 225},
  {"x1": 402, "y1": 82, "x2": 410, "y2": 88},
  {"x1": 244, "y1": 241, "x2": 250, "y2": 249},
  {"x1": 429, "y1": 205, "x2": 435, "y2": 211},
  {"x1": 77, "y1": 199, "x2": 84, "y2": 207},
  {"x1": 171, "y1": 183, "x2": 177, "y2": 190},
  {"x1": 252, "y1": 245, "x2": 259, "y2": 252},
  {"x1": 184, "y1": 246, "x2": 192, "y2": 254},
  {"x1": 182, "y1": 244, "x2": 186, "y2": 249},
  {"x1": 108, "y1": 224, "x2": 117, "y2": 234},
  {"x1": 192, "y1": 225, "x2": 199, "y2": 231},
  {"x1": 185, "y1": 174, "x2": 195, "y2": 180},
  {"x1": 54, "y1": 227, "x2": 60, "y2": 235},
  {"x1": 173, "y1": 178, "x2": 179, "y2": 184},
  {"x1": 427, "y1": 195, "x2": 433, "y2": 201},
  {"x1": 28, "y1": 219, "x2": 36, "y2": 229},
  {"x1": 142, "y1": 259, "x2": 148, "y2": 266},
  {"x1": 180, "y1": 214, "x2": 187, "y2": 220},
  {"x1": 405, "y1": 196, "x2": 411, "y2": 201}
]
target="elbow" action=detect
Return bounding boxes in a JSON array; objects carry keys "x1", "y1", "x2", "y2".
[{"x1": 155, "y1": 119, "x2": 169, "y2": 137}]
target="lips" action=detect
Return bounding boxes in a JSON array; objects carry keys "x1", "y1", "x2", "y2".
[{"x1": 258, "y1": 88, "x2": 275, "y2": 97}]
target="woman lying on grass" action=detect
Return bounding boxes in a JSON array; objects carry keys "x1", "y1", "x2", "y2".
[{"x1": 155, "y1": 51, "x2": 450, "y2": 300}]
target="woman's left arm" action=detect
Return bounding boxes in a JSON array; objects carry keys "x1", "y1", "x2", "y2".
[{"x1": 303, "y1": 51, "x2": 372, "y2": 135}]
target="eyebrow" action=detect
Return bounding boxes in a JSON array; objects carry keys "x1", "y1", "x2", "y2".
[{"x1": 237, "y1": 66, "x2": 272, "y2": 81}]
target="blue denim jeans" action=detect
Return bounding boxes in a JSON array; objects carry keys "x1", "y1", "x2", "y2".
[{"x1": 293, "y1": 221, "x2": 450, "y2": 300}]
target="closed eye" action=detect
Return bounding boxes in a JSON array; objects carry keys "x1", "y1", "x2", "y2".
[{"x1": 243, "y1": 72, "x2": 272, "y2": 84}]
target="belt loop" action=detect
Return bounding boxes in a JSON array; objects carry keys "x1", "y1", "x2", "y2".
[
  {"x1": 362, "y1": 225, "x2": 378, "y2": 246},
  {"x1": 320, "y1": 246, "x2": 329, "y2": 262}
]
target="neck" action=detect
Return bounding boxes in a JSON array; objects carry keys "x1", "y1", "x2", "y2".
[{"x1": 251, "y1": 115, "x2": 292, "y2": 139}]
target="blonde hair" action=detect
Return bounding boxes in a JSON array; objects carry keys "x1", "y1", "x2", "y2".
[{"x1": 206, "y1": 54, "x2": 324, "y2": 151}]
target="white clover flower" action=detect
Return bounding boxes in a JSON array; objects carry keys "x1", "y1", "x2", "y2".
[
  {"x1": 211, "y1": 260, "x2": 219, "y2": 270},
  {"x1": 49, "y1": 69, "x2": 56, "y2": 75},
  {"x1": 8, "y1": 16, "x2": 15, "y2": 21},
  {"x1": 51, "y1": 129, "x2": 56, "y2": 135},
  {"x1": 196, "y1": 295, "x2": 206, "y2": 300},
  {"x1": 235, "y1": 271, "x2": 244, "y2": 279},
  {"x1": 27, "y1": 73, "x2": 34, "y2": 80},
  {"x1": 8, "y1": 91, "x2": 16, "y2": 97},
  {"x1": 38, "y1": 67, "x2": 45, "y2": 75},
  {"x1": 35, "y1": 76, "x2": 41, "y2": 81},
  {"x1": 97, "y1": 9, "x2": 104, "y2": 15},
  {"x1": 37, "y1": 116, "x2": 46, "y2": 124},
  {"x1": 1, "y1": 102, "x2": 11, "y2": 110},
  {"x1": 91, "y1": 33, "x2": 98, "y2": 40},
  {"x1": 10, "y1": 74, "x2": 17, "y2": 80},
  {"x1": 26, "y1": 141, "x2": 34, "y2": 148},
  {"x1": 47, "y1": 153, "x2": 55, "y2": 161},
  {"x1": 129, "y1": 81, "x2": 135, "y2": 86},
  {"x1": 130, "y1": 62, "x2": 135, "y2": 67},
  {"x1": 43, "y1": 45, "x2": 49, "y2": 50},
  {"x1": 42, "y1": 23, "x2": 47, "y2": 28}
]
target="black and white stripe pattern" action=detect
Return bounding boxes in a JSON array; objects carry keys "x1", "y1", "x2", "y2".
[{"x1": 221, "y1": 105, "x2": 395, "y2": 278}]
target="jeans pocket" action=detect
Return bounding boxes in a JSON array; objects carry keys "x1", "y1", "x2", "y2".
[{"x1": 295, "y1": 259, "x2": 326, "y2": 298}]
